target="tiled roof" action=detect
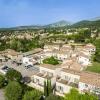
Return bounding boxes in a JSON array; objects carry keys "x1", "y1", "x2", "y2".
[
  {"x1": 62, "y1": 68, "x2": 100, "y2": 87},
  {"x1": 39, "y1": 64, "x2": 61, "y2": 70}
]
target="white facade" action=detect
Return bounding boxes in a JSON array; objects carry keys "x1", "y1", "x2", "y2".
[
  {"x1": 78, "y1": 56, "x2": 91, "y2": 66},
  {"x1": 55, "y1": 70, "x2": 80, "y2": 96},
  {"x1": 22, "y1": 57, "x2": 37, "y2": 66},
  {"x1": 30, "y1": 73, "x2": 56, "y2": 92},
  {"x1": 61, "y1": 71, "x2": 80, "y2": 83},
  {"x1": 43, "y1": 45, "x2": 60, "y2": 52},
  {"x1": 79, "y1": 82, "x2": 100, "y2": 94},
  {"x1": 56, "y1": 81, "x2": 72, "y2": 96},
  {"x1": 29, "y1": 65, "x2": 61, "y2": 91}
]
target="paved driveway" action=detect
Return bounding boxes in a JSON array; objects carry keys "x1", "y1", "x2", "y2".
[
  {"x1": 0, "y1": 89, "x2": 5, "y2": 100},
  {"x1": 2, "y1": 60, "x2": 39, "y2": 77}
]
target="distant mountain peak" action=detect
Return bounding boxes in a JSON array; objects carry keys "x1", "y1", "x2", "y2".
[{"x1": 46, "y1": 20, "x2": 72, "y2": 27}]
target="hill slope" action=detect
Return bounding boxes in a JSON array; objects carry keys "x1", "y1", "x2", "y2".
[{"x1": 71, "y1": 20, "x2": 100, "y2": 28}]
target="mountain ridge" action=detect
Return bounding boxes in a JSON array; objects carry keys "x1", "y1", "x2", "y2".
[
  {"x1": 45, "y1": 20, "x2": 72, "y2": 28},
  {"x1": 0, "y1": 16, "x2": 100, "y2": 29}
]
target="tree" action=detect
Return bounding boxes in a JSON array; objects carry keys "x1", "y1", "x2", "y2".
[
  {"x1": 23, "y1": 90, "x2": 42, "y2": 100},
  {"x1": 64, "y1": 88, "x2": 80, "y2": 100},
  {"x1": 46, "y1": 94, "x2": 62, "y2": 100},
  {"x1": 71, "y1": 45, "x2": 75, "y2": 51},
  {"x1": 47, "y1": 80, "x2": 52, "y2": 96},
  {"x1": 43, "y1": 56, "x2": 59, "y2": 65},
  {"x1": 64, "y1": 88, "x2": 98, "y2": 100},
  {"x1": 44, "y1": 80, "x2": 52, "y2": 97},
  {"x1": 5, "y1": 81, "x2": 22, "y2": 100},
  {"x1": 93, "y1": 39, "x2": 100, "y2": 62},
  {"x1": 0, "y1": 75, "x2": 5, "y2": 88},
  {"x1": 80, "y1": 93, "x2": 98, "y2": 100},
  {"x1": 44, "y1": 81, "x2": 48, "y2": 97},
  {"x1": 6, "y1": 69, "x2": 22, "y2": 82}
]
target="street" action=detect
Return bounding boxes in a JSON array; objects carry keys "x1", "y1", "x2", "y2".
[{"x1": 0, "y1": 89, "x2": 5, "y2": 100}]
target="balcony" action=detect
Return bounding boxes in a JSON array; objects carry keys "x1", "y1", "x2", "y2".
[{"x1": 68, "y1": 82, "x2": 78, "y2": 88}]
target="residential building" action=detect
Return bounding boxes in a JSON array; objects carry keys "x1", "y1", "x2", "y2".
[
  {"x1": 3, "y1": 49, "x2": 23, "y2": 60},
  {"x1": 43, "y1": 44, "x2": 60, "y2": 52},
  {"x1": 55, "y1": 68, "x2": 79, "y2": 96},
  {"x1": 22, "y1": 57, "x2": 37, "y2": 66},
  {"x1": 77, "y1": 52, "x2": 91, "y2": 66},
  {"x1": 79, "y1": 71, "x2": 100, "y2": 95},
  {"x1": 29, "y1": 64, "x2": 61, "y2": 91}
]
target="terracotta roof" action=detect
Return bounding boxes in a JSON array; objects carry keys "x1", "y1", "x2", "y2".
[
  {"x1": 62, "y1": 68, "x2": 81, "y2": 75},
  {"x1": 23, "y1": 48, "x2": 43, "y2": 56},
  {"x1": 84, "y1": 43, "x2": 95, "y2": 49},
  {"x1": 80, "y1": 71, "x2": 100, "y2": 87},
  {"x1": 60, "y1": 47, "x2": 72, "y2": 51},
  {"x1": 39, "y1": 64, "x2": 61, "y2": 70},
  {"x1": 35, "y1": 73, "x2": 53, "y2": 79},
  {"x1": 78, "y1": 52, "x2": 89, "y2": 58},
  {"x1": 62, "y1": 57, "x2": 82, "y2": 71},
  {"x1": 69, "y1": 62, "x2": 82, "y2": 71},
  {"x1": 56, "y1": 79, "x2": 68, "y2": 85},
  {"x1": 4, "y1": 49, "x2": 19, "y2": 56},
  {"x1": 62, "y1": 68, "x2": 100, "y2": 87}
]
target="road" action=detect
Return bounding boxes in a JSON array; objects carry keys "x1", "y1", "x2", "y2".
[{"x1": 0, "y1": 89, "x2": 5, "y2": 100}]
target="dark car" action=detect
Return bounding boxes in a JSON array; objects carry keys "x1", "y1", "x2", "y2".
[
  {"x1": 25, "y1": 65, "x2": 33, "y2": 69},
  {"x1": 2, "y1": 66, "x2": 12, "y2": 72},
  {"x1": 21, "y1": 76, "x2": 31, "y2": 84}
]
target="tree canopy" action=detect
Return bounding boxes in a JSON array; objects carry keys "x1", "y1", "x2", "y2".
[
  {"x1": 6, "y1": 69, "x2": 22, "y2": 82},
  {"x1": 46, "y1": 94, "x2": 62, "y2": 100},
  {"x1": 93, "y1": 39, "x2": 100, "y2": 62},
  {"x1": 0, "y1": 75, "x2": 5, "y2": 88},
  {"x1": 23, "y1": 90, "x2": 42, "y2": 100},
  {"x1": 5, "y1": 81, "x2": 22, "y2": 100},
  {"x1": 64, "y1": 88, "x2": 98, "y2": 100},
  {"x1": 43, "y1": 56, "x2": 59, "y2": 65}
]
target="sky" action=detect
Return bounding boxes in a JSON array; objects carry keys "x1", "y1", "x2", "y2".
[{"x1": 0, "y1": 0, "x2": 100, "y2": 28}]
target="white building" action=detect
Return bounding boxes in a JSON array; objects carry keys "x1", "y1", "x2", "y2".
[
  {"x1": 22, "y1": 57, "x2": 37, "y2": 66},
  {"x1": 56, "y1": 69, "x2": 100, "y2": 96},
  {"x1": 84, "y1": 43, "x2": 96, "y2": 55},
  {"x1": 43, "y1": 44, "x2": 60, "y2": 52},
  {"x1": 55, "y1": 68, "x2": 80, "y2": 96},
  {"x1": 77, "y1": 53, "x2": 91, "y2": 66},
  {"x1": 79, "y1": 72, "x2": 100, "y2": 95},
  {"x1": 29, "y1": 64, "x2": 61, "y2": 91}
]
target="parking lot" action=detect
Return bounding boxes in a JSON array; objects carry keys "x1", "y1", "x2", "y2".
[{"x1": 1, "y1": 60, "x2": 39, "y2": 77}]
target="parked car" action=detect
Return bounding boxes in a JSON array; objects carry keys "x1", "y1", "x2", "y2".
[
  {"x1": 25, "y1": 65, "x2": 33, "y2": 69},
  {"x1": 0, "y1": 66, "x2": 11, "y2": 75},
  {"x1": 21, "y1": 76, "x2": 31, "y2": 84}
]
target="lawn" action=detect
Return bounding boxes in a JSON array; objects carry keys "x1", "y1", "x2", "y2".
[{"x1": 86, "y1": 62, "x2": 100, "y2": 73}]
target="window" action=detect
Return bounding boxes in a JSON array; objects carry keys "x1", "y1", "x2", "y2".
[
  {"x1": 58, "y1": 86, "x2": 63, "y2": 92},
  {"x1": 65, "y1": 76, "x2": 69, "y2": 81},
  {"x1": 48, "y1": 72, "x2": 53, "y2": 77},
  {"x1": 41, "y1": 70, "x2": 46, "y2": 74},
  {"x1": 85, "y1": 84, "x2": 88, "y2": 88},
  {"x1": 36, "y1": 79, "x2": 39, "y2": 84},
  {"x1": 74, "y1": 78, "x2": 79, "y2": 83}
]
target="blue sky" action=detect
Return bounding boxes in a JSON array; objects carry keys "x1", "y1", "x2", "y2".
[{"x1": 0, "y1": 0, "x2": 100, "y2": 27}]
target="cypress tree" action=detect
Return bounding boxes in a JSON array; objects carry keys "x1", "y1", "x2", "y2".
[
  {"x1": 44, "y1": 81, "x2": 47, "y2": 97},
  {"x1": 47, "y1": 80, "x2": 52, "y2": 96},
  {"x1": 44, "y1": 79, "x2": 52, "y2": 97}
]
